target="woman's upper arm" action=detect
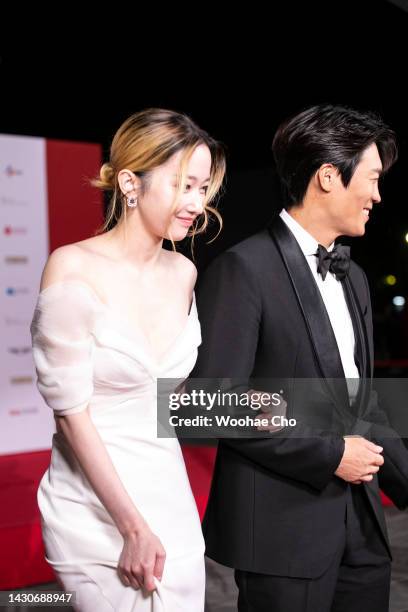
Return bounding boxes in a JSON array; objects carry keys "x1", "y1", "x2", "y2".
[{"x1": 31, "y1": 248, "x2": 97, "y2": 416}]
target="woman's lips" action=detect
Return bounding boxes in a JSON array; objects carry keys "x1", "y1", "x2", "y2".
[{"x1": 177, "y1": 216, "x2": 194, "y2": 227}]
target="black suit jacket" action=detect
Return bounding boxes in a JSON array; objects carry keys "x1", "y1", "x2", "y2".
[{"x1": 191, "y1": 216, "x2": 408, "y2": 579}]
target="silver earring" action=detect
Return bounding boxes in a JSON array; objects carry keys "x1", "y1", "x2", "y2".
[{"x1": 127, "y1": 196, "x2": 138, "y2": 208}]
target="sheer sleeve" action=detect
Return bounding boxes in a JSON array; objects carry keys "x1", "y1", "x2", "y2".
[{"x1": 30, "y1": 281, "x2": 98, "y2": 416}]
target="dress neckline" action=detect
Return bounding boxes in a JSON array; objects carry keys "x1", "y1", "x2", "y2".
[{"x1": 37, "y1": 279, "x2": 196, "y2": 368}]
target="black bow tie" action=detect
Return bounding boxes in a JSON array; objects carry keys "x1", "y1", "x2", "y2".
[{"x1": 315, "y1": 243, "x2": 350, "y2": 281}]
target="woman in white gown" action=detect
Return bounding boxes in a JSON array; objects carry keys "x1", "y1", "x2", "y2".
[{"x1": 30, "y1": 108, "x2": 225, "y2": 611}]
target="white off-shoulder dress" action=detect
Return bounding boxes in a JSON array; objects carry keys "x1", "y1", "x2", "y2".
[{"x1": 30, "y1": 280, "x2": 205, "y2": 612}]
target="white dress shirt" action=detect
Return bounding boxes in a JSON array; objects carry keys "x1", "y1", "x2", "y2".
[{"x1": 279, "y1": 209, "x2": 360, "y2": 400}]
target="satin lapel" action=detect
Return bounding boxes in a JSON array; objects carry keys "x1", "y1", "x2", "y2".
[
  {"x1": 343, "y1": 278, "x2": 390, "y2": 554},
  {"x1": 342, "y1": 276, "x2": 372, "y2": 416},
  {"x1": 269, "y1": 217, "x2": 350, "y2": 416}
]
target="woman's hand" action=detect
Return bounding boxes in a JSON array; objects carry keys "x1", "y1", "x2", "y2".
[
  {"x1": 117, "y1": 523, "x2": 166, "y2": 592},
  {"x1": 51, "y1": 412, "x2": 166, "y2": 592}
]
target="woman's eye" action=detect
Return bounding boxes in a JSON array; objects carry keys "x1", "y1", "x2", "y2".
[{"x1": 182, "y1": 184, "x2": 208, "y2": 193}]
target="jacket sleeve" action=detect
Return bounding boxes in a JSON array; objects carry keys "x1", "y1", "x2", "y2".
[{"x1": 191, "y1": 250, "x2": 345, "y2": 491}]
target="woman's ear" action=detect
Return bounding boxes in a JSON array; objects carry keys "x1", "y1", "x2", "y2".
[{"x1": 117, "y1": 169, "x2": 142, "y2": 197}]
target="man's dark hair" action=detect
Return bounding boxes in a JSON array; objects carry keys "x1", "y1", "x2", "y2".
[{"x1": 272, "y1": 104, "x2": 398, "y2": 208}]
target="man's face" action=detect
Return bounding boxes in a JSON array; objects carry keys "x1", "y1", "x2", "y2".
[{"x1": 328, "y1": 143, "x2": 382, "y2": 237}]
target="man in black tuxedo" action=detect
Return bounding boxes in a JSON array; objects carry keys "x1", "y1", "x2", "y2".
[{"x1": 191, "y1": 105, "x2": 408, "y2": 611}]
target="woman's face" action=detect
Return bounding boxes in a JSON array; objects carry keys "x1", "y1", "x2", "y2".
[{"x1": 133, "y1": 144, "x2": 212, "y2": 241}]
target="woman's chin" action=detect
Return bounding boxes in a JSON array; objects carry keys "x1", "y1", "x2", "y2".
[{"x1": 163, "y1": 229, "x2": 190, "y2": 242}]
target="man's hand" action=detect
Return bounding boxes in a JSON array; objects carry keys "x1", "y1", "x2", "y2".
[{"x1": 335, "y1": 435, "x2": 384, "y2": 484}]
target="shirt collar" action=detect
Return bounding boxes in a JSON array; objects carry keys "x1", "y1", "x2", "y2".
[{"x1": 279, "y1": 208, "x2": 334, "y2": 257}]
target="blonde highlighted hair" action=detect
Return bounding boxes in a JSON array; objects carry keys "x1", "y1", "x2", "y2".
[{"x1": 92, "y1": 108, "x2": 226, "y2": 253}]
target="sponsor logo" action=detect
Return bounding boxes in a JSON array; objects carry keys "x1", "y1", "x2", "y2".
[
  {"x1": 9, "y1": 406, "x2": 39, "y2": 416},
  {"x1": 10, "y1": 376, "x2": 33, "y2": 385},
  {"x1": 4, "y1": 256, "x2": 28, "y2": 265},
  {"x1": 8, "y1": 346, "x2": 32, "y2": 355},
  {"x1": 5, "y1": 287, "x2": 30, "y2": 296},
  {"x1": 5, "y1": 316, "x2": 30, "y2": 326},
  {"x1": 4, "y1": 165, "x2": 23, "y2": 177},
  {"x1": 0, "y1": 196, "x2": 27, "y2": 206},
  {"x1": 3, "y1": 226, "x2": 27, "y2": 235}
]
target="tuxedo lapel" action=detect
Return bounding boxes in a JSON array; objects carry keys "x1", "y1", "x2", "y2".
[
  {"x1": 342, "y1": 276, "x2": 372, "y2": 417},
  {"x1": 269, "y1": 217, "x2": 350, "y2": 417},
  {"x1": 342, "y1": 277, "x2": 390, "y2": 548}
]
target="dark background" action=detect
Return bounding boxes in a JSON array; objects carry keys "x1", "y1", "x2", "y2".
[{"x1": 1, "y1": 0, "x2": 408, "y2": 364}]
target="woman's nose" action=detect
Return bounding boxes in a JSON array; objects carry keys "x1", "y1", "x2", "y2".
[{"x1": 187, "y1": 192, "x2": 205, "y2": 215}]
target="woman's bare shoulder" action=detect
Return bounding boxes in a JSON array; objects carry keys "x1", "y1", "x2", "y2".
[
  {"x1": 40, "y1": 241, "x2": 99, "y2": 291},
  {"x1": 164, "y1": 250, "x2": 197, "y2": 286}
]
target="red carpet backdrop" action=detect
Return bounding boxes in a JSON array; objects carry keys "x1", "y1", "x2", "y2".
[{"x1": 0, "y1": 136, "x2": 103, "y2": 587}]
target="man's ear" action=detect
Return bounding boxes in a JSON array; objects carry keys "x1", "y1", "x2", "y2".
[
  {"x1": 117, "y1": 169, "x2": 142, "y2": 197},
  {"x1": 316, "y1": 163, "x2": 340, "y2": 193}
]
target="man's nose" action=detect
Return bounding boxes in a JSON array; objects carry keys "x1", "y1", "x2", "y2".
[{"x1": 373, "y1": 183, "x2": 381, "y2": 204}]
